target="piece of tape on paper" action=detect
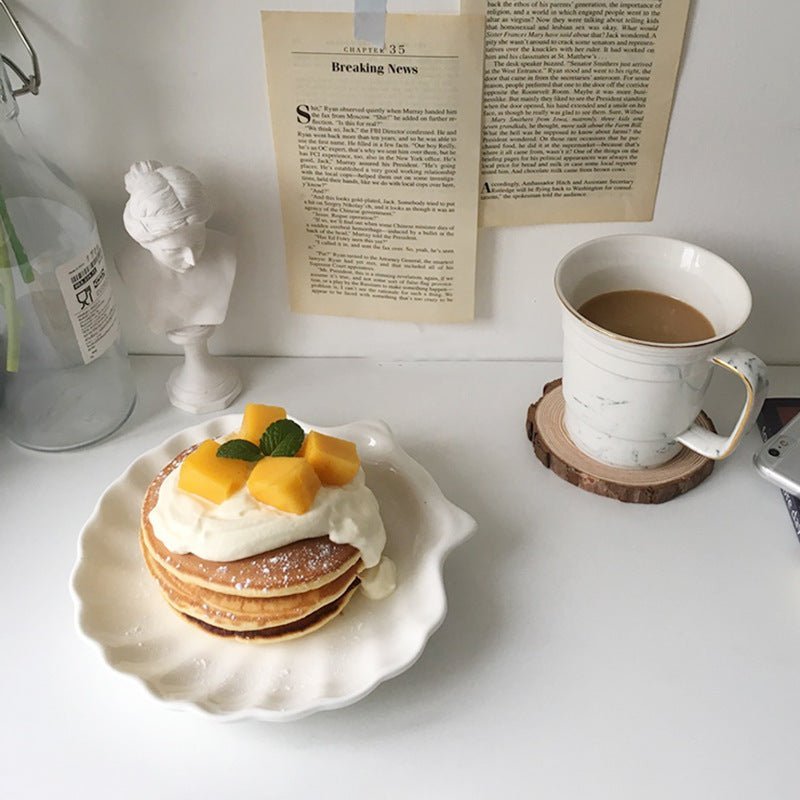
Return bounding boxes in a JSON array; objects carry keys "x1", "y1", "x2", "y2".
[{"x1": 354, "y1": 0, "x2": 387, "y2": 47}]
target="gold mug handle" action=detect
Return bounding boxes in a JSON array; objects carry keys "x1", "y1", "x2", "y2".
[{"x1": 675, "y1": 348, "x2": 768, "y2": 460}]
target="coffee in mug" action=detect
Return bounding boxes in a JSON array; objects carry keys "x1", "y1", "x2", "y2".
[{"x1": 578, "y1": 290, "x2": 715, "y2": 345}]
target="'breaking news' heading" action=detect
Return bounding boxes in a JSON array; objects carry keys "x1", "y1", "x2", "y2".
[{"x1": 331, "y1": 61, "x2": 419, "y2": 75}]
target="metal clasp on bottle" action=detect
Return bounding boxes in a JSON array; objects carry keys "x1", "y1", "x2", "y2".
[{"x1": 0, "y1": 0, "x2": 40, "y2": 97}]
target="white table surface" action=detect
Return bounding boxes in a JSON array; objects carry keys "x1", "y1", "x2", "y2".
[{"x1": 3, "y1": 356, "x2": 800, "y2": 800}]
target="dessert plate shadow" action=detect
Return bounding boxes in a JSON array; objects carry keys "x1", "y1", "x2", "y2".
[{"x1": 70, "y1": 416, "x2": 476, "y2": 721}]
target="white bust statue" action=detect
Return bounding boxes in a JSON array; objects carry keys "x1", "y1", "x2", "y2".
[{"x1": 117, "y1": 160, "x2": 240, "y2": 413}]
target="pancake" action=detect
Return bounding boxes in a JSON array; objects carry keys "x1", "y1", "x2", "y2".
[
  {"x1": 177, "y1": 581, "x2": 360, "y2": 642},
  {"x1": 140, "y1": 443, "x2": 367, "y2": 642},
  {"x1": 142, "y1": 542, "x2": 361, "y2": 631}
]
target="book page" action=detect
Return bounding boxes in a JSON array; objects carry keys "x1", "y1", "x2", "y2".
[
  {"x1": 262, "y1": 12, "x2": 485, "y2": 322},
  {"x1": 473, "y1": 0, "x2": 690, "y2": 227}
]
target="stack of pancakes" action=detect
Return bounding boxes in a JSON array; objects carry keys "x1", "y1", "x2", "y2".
[{"x1": 140, "y1": 448, "x2": 363, "y2": 641}]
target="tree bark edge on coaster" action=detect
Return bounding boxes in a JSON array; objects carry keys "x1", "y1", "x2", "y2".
[{"x1": 526, "y1": 379, "x2": 716, "y2": 504}]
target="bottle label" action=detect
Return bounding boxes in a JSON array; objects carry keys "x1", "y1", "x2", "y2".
[{"x1": 55, "y1": 237, "x2": 121, "y2": 364}]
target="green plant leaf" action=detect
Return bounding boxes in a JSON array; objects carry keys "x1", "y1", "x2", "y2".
[
  {"x1": 0, "y1": 225, "x2": 19, "y2": 372},
  {"x1": 0, "y1": 189, "x2": 33, "y2": 284},
  {"x1": 260, "y1": 419, "x2": 305, "y2": 457},
  {"x1": 216, "y1": 439, "x2": 264, "y2": 462}
]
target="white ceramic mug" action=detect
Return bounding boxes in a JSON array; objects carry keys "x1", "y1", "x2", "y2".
[{"x1": 555, "y1": 235, "x2": 768, "y2": 469}]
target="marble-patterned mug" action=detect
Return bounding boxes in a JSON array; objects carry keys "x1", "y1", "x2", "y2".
[{"x1": 555, "y1": 235, "x2": 768, "y2": 469}]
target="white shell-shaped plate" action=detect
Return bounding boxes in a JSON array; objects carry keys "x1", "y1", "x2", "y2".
[{"x1": 70, "y1": 417, "x2": 476, "y2": 721}]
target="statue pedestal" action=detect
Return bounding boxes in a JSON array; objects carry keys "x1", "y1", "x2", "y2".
[{"x1": 165, "y1": 325, "x2": 241, "y2": 414}]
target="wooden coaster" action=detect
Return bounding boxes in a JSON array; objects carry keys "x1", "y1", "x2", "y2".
[{"x1": 526, "y1": 379, "x2": 716, "y2": 504}]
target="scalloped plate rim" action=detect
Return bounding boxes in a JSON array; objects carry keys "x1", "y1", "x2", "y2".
[{"x1": 70, "y1": 416, "x2": 476, "y2": 722}]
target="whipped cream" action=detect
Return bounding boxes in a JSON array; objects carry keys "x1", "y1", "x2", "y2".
[
  {"x1": 360, "y1": 557, "x2": 397, "y2": 600},
  {"x1": 149, "y1": 467, "x2": 386, "y2": 568}
]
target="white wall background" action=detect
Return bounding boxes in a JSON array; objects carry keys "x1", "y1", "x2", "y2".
[{"x1": 3, "y1": 0, "x2": 799, "y2": 362}]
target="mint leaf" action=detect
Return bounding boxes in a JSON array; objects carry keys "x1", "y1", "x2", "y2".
[
  {"x1": 216, "y1": 439, "x2": 264, "y2": 462},
  {"x1": 260, "y1": 419, "x2": 305, "y2": 457}
]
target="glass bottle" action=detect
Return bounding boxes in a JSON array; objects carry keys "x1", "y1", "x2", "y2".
[{"x1": 0, "y1": 59, "x2": 136, "y2": 450}]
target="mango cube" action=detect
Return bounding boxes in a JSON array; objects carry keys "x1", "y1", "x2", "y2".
[
  {"x1": 303, "y1": 431, "x2": 360, "y2": 486},
  {"x1": 240, "y1": 403, "x2": 286, "y2": 445},
  {"x1": 178, "y1": 440, "x2": 252, "y2": 504},
  {"x1": 247, "y1": 457, "x2": 321, "y2": 515}
]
